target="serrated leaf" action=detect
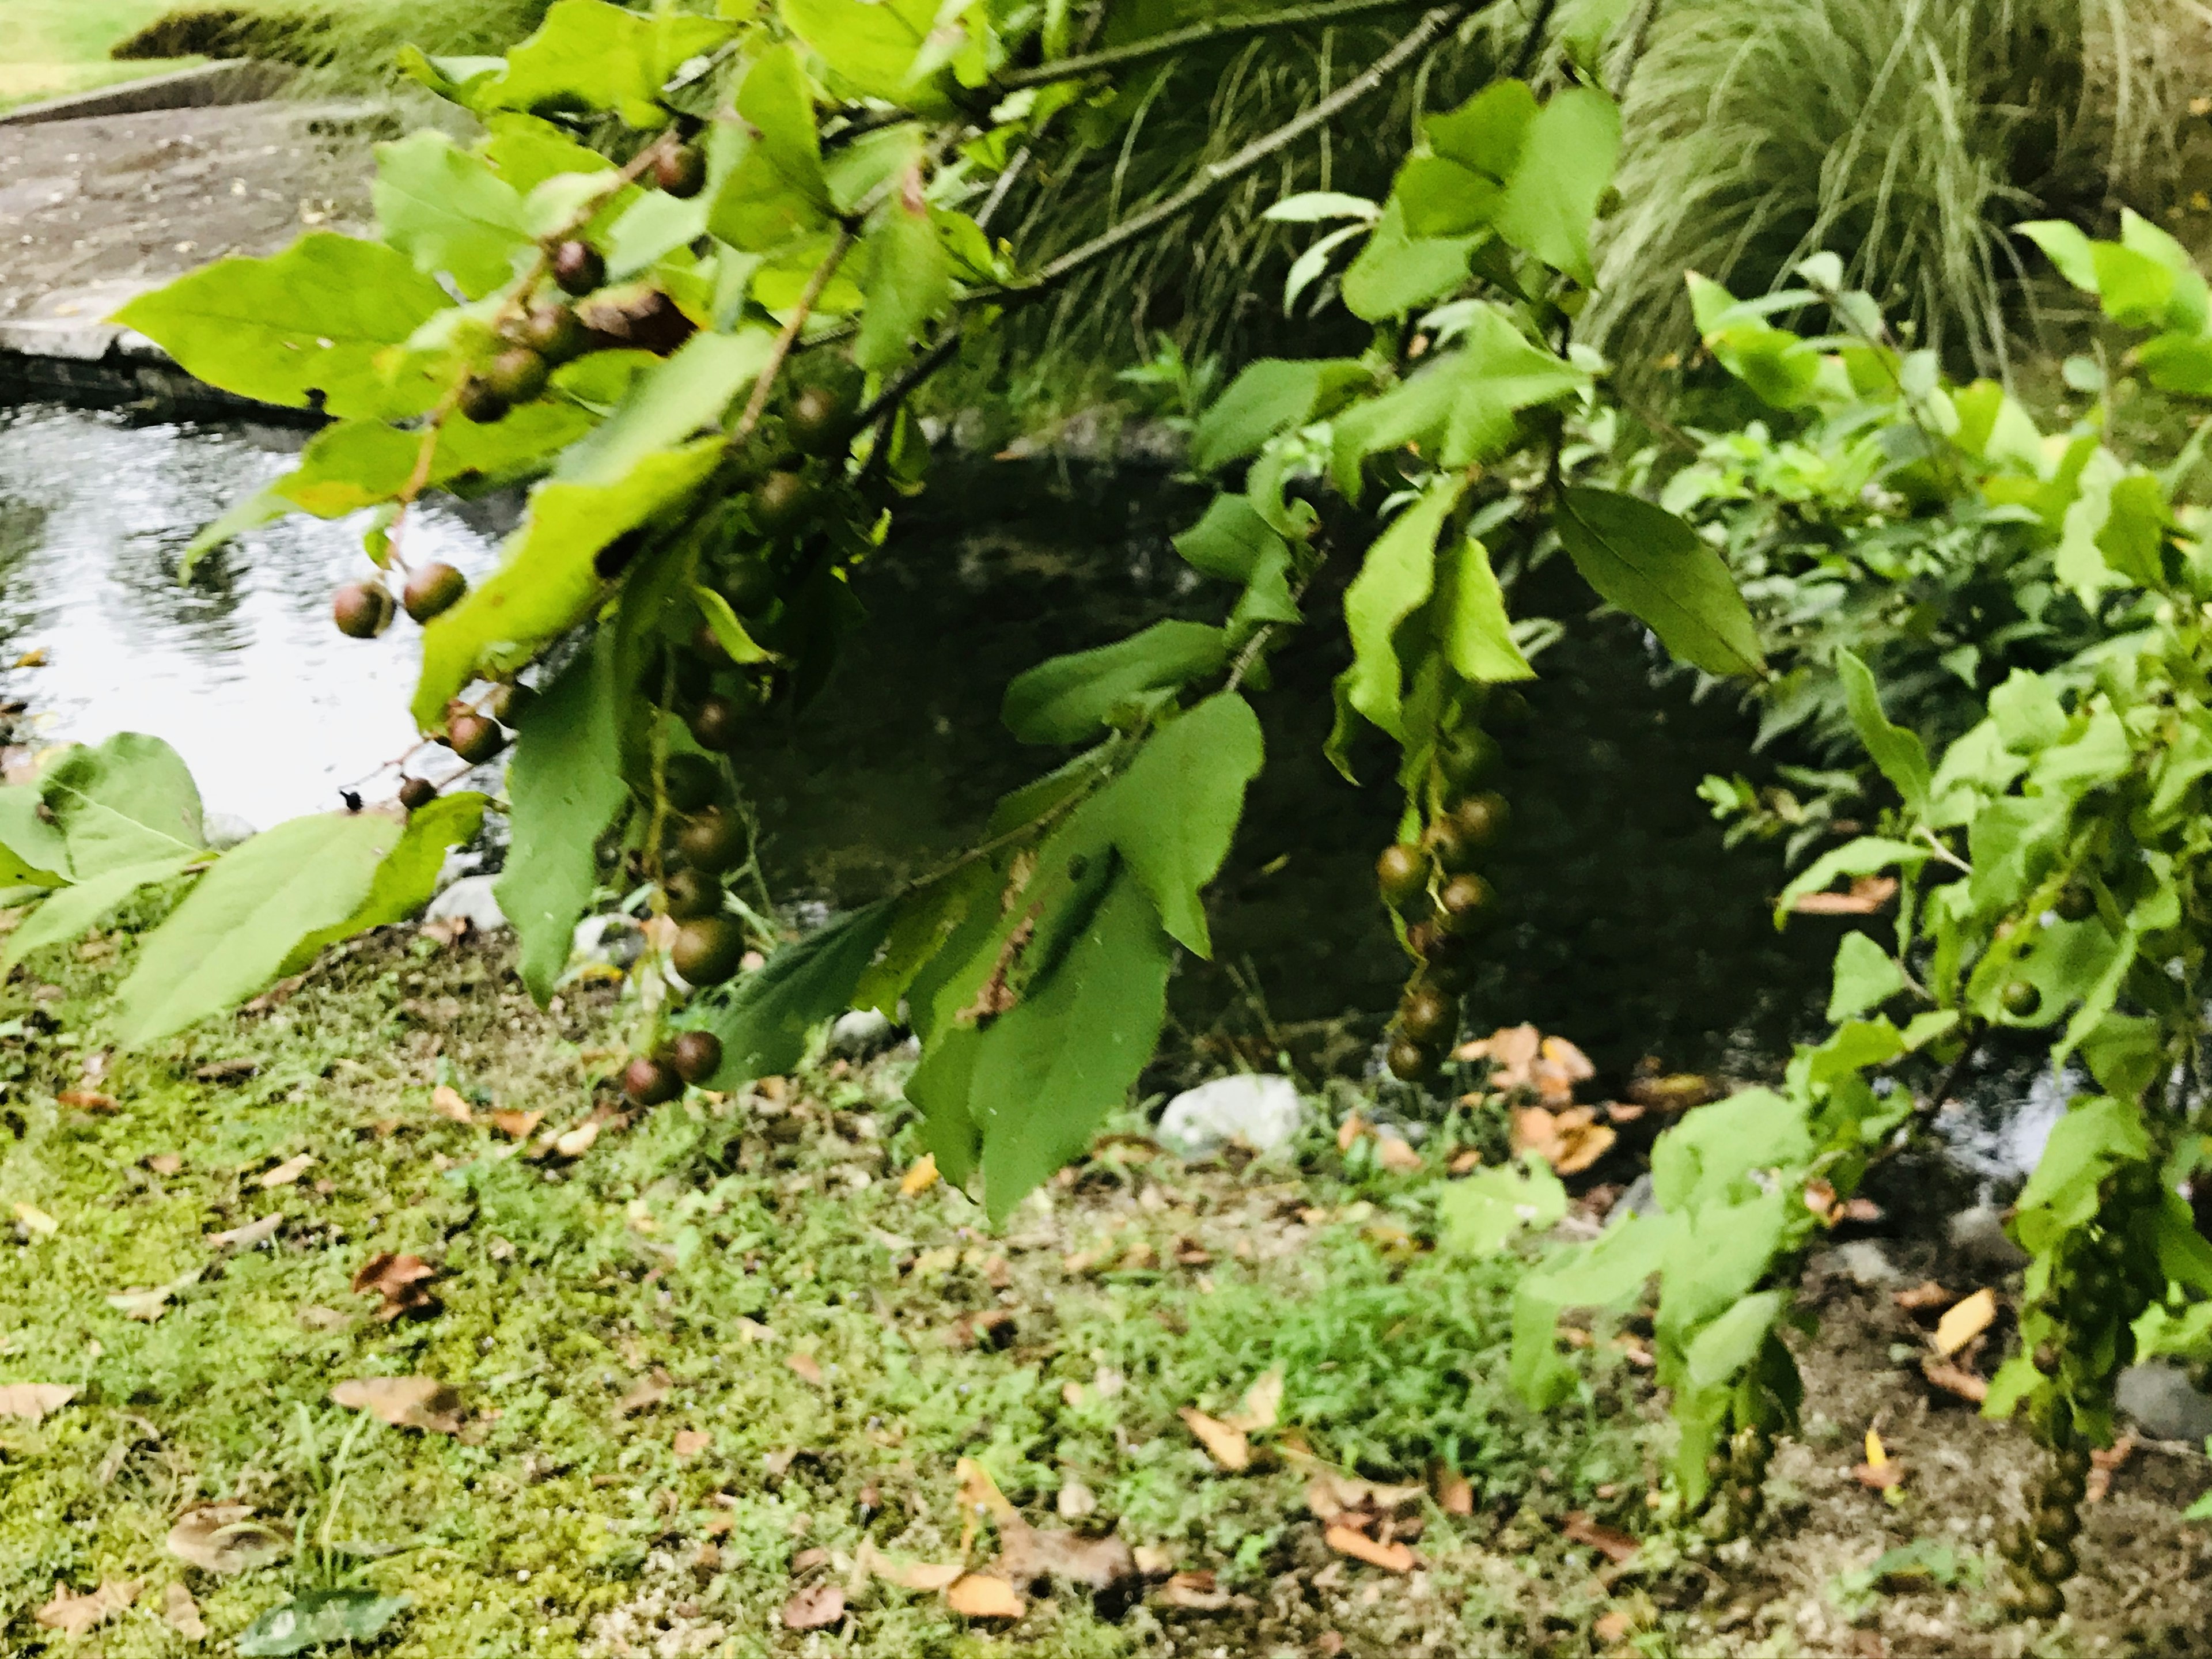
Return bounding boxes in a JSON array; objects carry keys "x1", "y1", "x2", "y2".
[
  {"x1": 1190, "y1": 358, "x2": 1366, "y2": 475},
  {"x1": 781, "y1": 0, "x2": 956, "y2": 114},
  {"x1": 855, "y1": 176, "x2": 952, "y2": 370},
  {"x1": 276, "y1": 404, "x2": 595, "y2": 518},
  {"x1": 1397, "y1": 79, "x2": 1533, "y2": 238},
  {"x1": 111, "y1": 235, "x2": 450, "y2": 418},
  {"x1": 1555, "y1": 487, "x2": 1764, "y2": 678},
  {"x1": 558, "y1": 327, "x2": 772, "y2": 487},
  {"x1": 1683, "y1": 1289, "x2": 1785, "y2": 1392},
  {"x1": 496, "y1": 637, "x2": 629, "y2": 1002},
  {"x1": 1826, "y1": 931, "x2": 1906, "y2": 1023},
  {"x1": 1490, "y1": 86, "x2": 1618, "y2": 287},
  {"x1": 40, "y1": 733, "x2": 206, "y2": 877},
  {"x1": 236, "y1": 1590, "x2": 410, "y2": 1657},
  {"x1": 113, "y1": 815, "x2": 404, "y2": 1047},
  {"x1": 373, "y1": 131, "x2": 533, "y2": 298},
  {"x1": 1001, "y1": 621, "x2": 1228, "y2": 745},
  {"x1": 0, "y1": 784, "x2": 70, "y2": 885},
  {"x1": 710, "y1": 44, "x2": 835, "y2": 251},
  {"x1": 1334, "y1": 478, "x2": 1462, "y2": 745},
  {"x1": 693, "y1": 901, "x2": 897, "y2": 1086}
]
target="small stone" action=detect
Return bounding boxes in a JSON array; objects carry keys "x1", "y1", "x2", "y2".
[
  {"x1": 1157, "y1": 1074, "x2": 1304, "y2": 1160},
  {"x1": 2116, "y1": 1362, "x2": 2212, "y2": 1443},
  {"x1": 828, "y1": 1008, "x2": 897, "y2": 1059},
  {"x1": 1817, "y1": 1239, "x2": 1902, "y2": 1289},
  {"x1": 1946, "y1": 1205, "x2": 2029, "y2": 1273},
  {"x1": 424, "y1": 875, "x2": 506, "y2": 933}
]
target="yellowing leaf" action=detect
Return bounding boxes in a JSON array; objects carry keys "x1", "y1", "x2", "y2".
[
  {"x1": 13, "y1": 1202, "x2": 58, "y2": 1236},
  {"x1": 1178, "y1": 1406, "x2": 1251, "y2": 1472},
  {"x1": 1226, "y1": 1369, "x2": 1283, "y2": 1434},
  {"x1": 332, "y1": 1376, "x2": 463, "y2": 1433},
  {"x1": 956, "y1": 1455, "x2": 1016, "y2": 1521},
  {"x1": 1863, "y1": 1427, "x2": 1888, "y2": 1468},
  {"x1": 1933, "y1": 1287, "x2": 1997, "y2": 1357},
  {"x1": 945, "y1": 1573, "x2": 1025, "y2": 1619},
  {"x1": 900, "y1": 1152, "x2": 940, "y2": 1195},
  {"x1": 259, "y1": 1152, "x2": 316, "y2": 1188}
]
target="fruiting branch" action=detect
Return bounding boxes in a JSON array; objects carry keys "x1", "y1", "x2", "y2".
[{"x1": 732, "y1": 227, "x2": 861, "y2": 444}]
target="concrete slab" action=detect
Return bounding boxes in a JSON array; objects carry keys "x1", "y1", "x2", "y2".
[{"x1": 0, "y1": 62, "x2": 296, "y2": 128}]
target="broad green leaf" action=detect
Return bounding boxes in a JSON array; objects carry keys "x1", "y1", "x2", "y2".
[
  {"x1": 694, "y1": 901, "x2": 897, "y2": 1086},
  {"x1": 373, "y1": 131, "x2": 533, "y2": 298},
  {"x1": 1827, "y1": 931, "x2": 1906, "y2": 1022},
  {"x1": 1774, "y1": 837, "x2": 1930, "y2": 925},
  {"x1": 1684, "y1": 1288, "x2": 1786, "y2": 1393},
  {"x1": 1435, "y1": 533, "x2": 1533, "y2": 682},
  {"x1": 709, "y1": 46, "x2": 835, "y2": 251},
  {"x1": 1836, "y1": 649, "x2": 1930, "y2": 814},
  {"x1": 1089, "y1": 692, "x2": 1263, "y2": 957},
  {"x1": 114, "y1": 814, "x2": 406, "y2": 1046},
  {"x1": 559, "y1": 327, "x2": 772, "y2": 486},
  {"x1": 1687, "y1": 273, "x2": 1835, "y2": 409},
  {"x1": 780, "y1": 0, "x2": 956, "y2": 114},
  {"x1": 113, "y1": 236, "x2": 450, "y2": 419},
  {"x1": 1491, "y1": 86, "x2": 1619, "y2": 287},
  {"x1": 1340, "y1": 197, "x2": 1479, "y2": 323},
  {"x1": 606, "y1": 187, "x2": 710, "y2": 281},
  {"x1": 497, "y1": 638, "x2": 630, "y2": 1001},
  {"x1": 1438, "y1": 1153, "x2": 1567, "y2": 1255},
  {"x1": 1555, "y1": 488, "x2": 1765, "y2": 677},
  {"x1": 967, "y1": 866, "x2": 1174, "y2": 1220},
  {"x1": 237, "y1": 1592, "x2": 410, "y2": 1658},
  {"x1": 1966, "y1": 793, "x2": 2071, "y2": 918},
  {"x1": 1800, "y1": 1017, "x2": 1905, "y2": 1092},
  {"x1": 1335, "y1": 478, "x2": 1463, "y2": 743},
  {"x1": 1190, "y1": 358, "x2": 1366, "y2": 475},
  {"x1": 1396, "y1": 80, "x2": 1534, "y2": 238},
  {"x1": 824, "y1": 122, "x2": 926, "y2": 214},
  {"x1": 2018, "y1": 220, "x2": 2099, "y2": 291},
  {"x1": 1511, "y1": 1211, "x2": 1672, "y2": 1406},
  {"x1": 2012, "y1": 1096, "x2": 2150, "y2": 1253},
  {"x1": 1001, "y1": 621, "x2": 1228, "y2": 745},
  {"x1": 277, "y1": 403, "x2": 596, "y2": 518},
  {"x1": 2079, "y1": 1013, "x2": 2162, "y2": 1107},
  {"x1": 851, "y1": 862, "x2": 994, "y2": 1018},
  {"x1": 0, "y1": 854, "x2": 197, "y2": 974},
  {"x1": 855, "y1": 181, "x2": 952, "y2": 371},
  {"x1": 412, "y1": 439, "x2": 724, "y2": 729},
  {"x1": 289, "y1": 793, "x2": 488, "y2": 971},
  {"x1": 1988, "y1": 668, "x2": 2067, "y2": 754},
  {"x1": 1657, "y1": 1185, "x2": 1789, "y2": 1342},
  {"x1": 478, "y1": 0, "x2": 735, "y2": 127},
  {"x1": 40, "y1": 733, "x2": 206, "y2": 877},
  {"x1": 1173, "y1": 495, "x2": 1286, "y2": 584},
  {"x1": 1650, "y1": 1088, "x2": 1812, "y2": 1215},
  {"x1": 480, "y1": 112, "x2": 616, "y2": 192},
  {"x1": 0, "y1": 784, "x2": 71, "y2": 884}
]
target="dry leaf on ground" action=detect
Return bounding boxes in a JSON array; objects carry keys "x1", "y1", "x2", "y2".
[
  {"x1": 147, "y1": 1153, "x2": 185, "y2": 1176},
  {"x1": 1932, "y1": 1287, "x2": 1997, "y2": 1357},
  {"x1": 1225, "y1": 1369, "x2": 1283, "y2": 1434},
  {"x1": 1159, "y1": 1570, "x2": 1231, "y2": 1611},
  {"x1": 615, "y1": 1370, "x2": 671, "y2": 1417},
  {"x1": 1323, "y1": 1524, "x2": 1414, "y2": 1572},
  {"x1": 107, "y1": 1270, "x2": 199, "y2": 1323},
  {"x1": 488, "y1": 1109, "x2": 542, "y2": 1139},
  {"x1": 164, "y1": 1581, "x2": 206, "y2": 1639},
  {"x1": 57, "y1": 1089, "x2": 118, "y2": 1112},
  {"x1": 1594, "y1": 1608, "x2": 1637, "y2": 1644},
  {"x1": 0, "y1": 1383, "x2": 75, "y2": 1422},
  {"x1": 2088, "y1": 1435, "x2": 2135, "y2": 1503},
  {"x1": 1431, "y1": 1464, "x2": 1474, "y2": 1517},
  {"x1": 554, "y1": 1120, "x2": 599, "y2": 1157},
  {"x1": 946, "y1": 1574, "x2": 1025, "y2": 1619},
  {"x1": 351, "y1": 1252, "x2": 438, "y2": 1321},
  {"x1": 1300, "y1": 1464, "x2": 1423, "y2": 1522},
  {"x1": 901, "y1": 1153, "x2": 940, "y2": 1195},
  {"x1": 1893, "y1": 1280, "x2": 1950, "y2": 1312},
  {"x1": 258, "y1": 1153, "x2": 315, "y2": 1188},
  {"x1": 673, "y1": 1428, "x2": 710, "y2": 1459},
  {"x1": 857, "y1": 1540, "x2": 964, "y2": 1592},
  {"x1": 1561, "y1": 1511, "x2": 1639, "y2": 1565},
  {"x1": 1512, "y1": 1105, "x2": 1617, "y2": 1175},
  {"x1": 430, "y1": 1085, "x2": 473, "y2": 1123},
  {"x1": 998, "y1": 1520, "x2": 1138, "y2": 1591},
  {"x1": 785, "y1": 1352, "x2": 824, "y2": 1387},
  {"x1": 1921, "y1": 1358, "x2": 1988, "y2": 1403},
  {"x1": 165, "y1": 1505, "x2": 292, "y2": 1574},
  {"x1": 13, "y1": 1202, "x2": 58, "y2": 1236},
  {"x1": 1056, "y1": 1479, "x2": 1097, "y2": 1520},
  {"x1": 1178, "y1": 1407, "x2": 1249, "y2": 1471},
  {"x1": 208, "y1": 1213, "x2": 282, "y2": 1251},
  {"x1": 35, "y1": 1580, "x2": 139, "y2": 1635},
  {"x1": 956, "y1": 1455, "x2": 1017, "y2": 1521},
  {"x1": 1375, "y1": 1134, "x2": 1422, "y2": 1172},
  {"x1": 781, "y1": 1585, "x2": 845, "y2": 1631},
  {"x1": 332, "y1": 1376, "x2": 462, "y2": 1433}
]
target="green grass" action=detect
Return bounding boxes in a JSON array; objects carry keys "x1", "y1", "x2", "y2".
[
  {"x1": 0, "y1": 1, "x2": 196, "y2": 109},
  {"x1": 0, "y1": 905, "x2": 1652, "y2": 1657}
]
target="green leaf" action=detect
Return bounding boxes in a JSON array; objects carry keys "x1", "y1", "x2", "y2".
[
  {"x1": 1657, "y1": 1185, "x2": 1789, "y2": 1342},
  {"x1": 1001, "y1": 621, "x2": 1228, "y2": 745},
  {"x1": 1334, "y1": 478, "x2": 1463, "y2": 747},
  {"x1": 1649, "y1": 1088, "x2": 1812, "y2": 1215},
  {"x1": 966, "y1": 865, "x2": 1174, "y2": 1221},
  {"x1": 692, "y1": 586, "x2": 774, "y2": 665},
  {"x1": 277, "y1": 404, "x2": 596, "y2": 518},
  {"x1": 1684, "y1": 1289, "x2": 1786, "y2": 1393},
  {"x1": 290, "y1": 794, "x2": 488, "y2": 971},
  {"x1": 40, "y1": 733, "x2": 206, "y2": 877},
  {"x1": 1555, "y1": 487, "x2": 1766, "y2": 678},
  {"x1": 1827, "y1": 932, "x2": 1907, "y2": 1022},
  {"x1": 1088, "y1": 692, "x2": 1263, "y2": 957},
  {"x1": 1834, "y1": 649, "x2": 1930, "y2": 815},
  {"x1": 558, "y1": 327, "x2": 772, "y2": 487},
  {"x1": 1988, "y1": 668, "x2": 2067, "y2": 755},
  {"x1": 1490, "y1": 86, "x2": 1618, "y2": 286},
  {"x1": 709, "y1": 45, "x2": 835, "y2": 251},
  {"x1": 2018, "y1": 221, "x2": 2099, "y2": 291},
  {"x1": 480, "y1": 112, "x2": 616, "y2": 192},
  {"x1": 237, "y1": 1591, "x2": 410, "y2": 1657},
  {"x1": 412, "y1": 439, "x2": 725, "y2": 729},
  {"x1": 495, "y1": 635, "x2": 630, "y2": 1002},
  {"x1": 1438, "y1": 1153, "x2": 1567, "y2": 1255},
  {"x1": 855, "y1": 179, "x2": 952, "y2": 371},
  {"x1": 694, "y1": 902, "x2": 897, "y2": 1087},
  {"x1": 1340, "y1": 196, "x2": 1479, "y2": 323},
  {"x1": 479, "y1": 0, "x2": 734, "y2": 127},
  {"x1": 111, "y1": 235, "x2": 451, "y2": 418},
  {"x1": 1173, "y1": 495, "x2": 1286, "y2": 584},
  {"x1": 180, "y1": 484, "x2": 296, "y2": 578},
  {"x1": 2012, "y1": 1096, "x2": 2150, "y2": 1254},
  {"x1": 1190, "y1": 358, "x2": 1366, "y2": 475},
  {"x1": 1396, "y1": 80, "x2": 1533, "y2": 238},
  {"x1": 1435, "y1": 533, "x2": 1533, "y2": 682},
  {"x1": 1774, "y1": 837, "x2": 1929, "y2": 926},
  {"x1": 780, "y1": 0, "x2": 955, "y2": 114},
  {"x1": 113, "y1": 814, "x2": 406, "y2": 1047},
  {"x1": 0, "y1": 854, "x2": 197, "y2": 974},
  {"x1": 1510, "y1": 1212, "x2": 1671, "y2": 1406},
  {"x1": 373, "y1": 131, "x2": 533, "y2": 299}
]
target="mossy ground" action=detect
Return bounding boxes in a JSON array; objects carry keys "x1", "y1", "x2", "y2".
[{"x1": 2, "y1": 912, "x2": 2209, "y2": 1658}]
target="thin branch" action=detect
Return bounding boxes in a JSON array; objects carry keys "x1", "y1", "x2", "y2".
[
  {"x1": 998, "y1": 0, "x2": 1434, "y2": 91},
  {"x1": 1507, "y1": 0, "x2": 1559, "y2": 78},
  {"x1": 733, "y1": 226, "x2": 859, "y2": 442}
]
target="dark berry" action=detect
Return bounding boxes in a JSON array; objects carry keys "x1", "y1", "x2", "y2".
[
  {"x1": 551, "y1": 239, "x2": 605, "y2": 296},
  {"x1": 672, "y1": 915, "x2": 747, "y2": 985},
  {"x1": 1438, "y1": 873, "x2": 1496, "y2": 934},
  {"x1": 2054, "y1": 882, "x2": 2096, "y2": 923},
  {"x1": 2017, "y1": 1580, "x2": 2063, "y2": 1619},
  {"x1": 397, "y1": 777, "x2": 437, "y2": 812},
  {"x1": 1376, "y1": 843, "x2": 1427, "y2": 908},
  {"x1": 444, "y1": 713, "x2": 505, "y2": 766},
  {"x1": 332, "y1": 582, "x2": 393, "y2": 639},
  {"x1": 484, "y1": 682, "x2": 533, "y2": 725},
  {"x1": 1450, "y1": 791, "x2": 1510, "y2": 849},
  {"x1": 686, "y1": 694, "x2": 749, "y2": 752},
  {"x1": 662, "y1": 866, "x2": 723, "y2": 921},
  {"x1": 789, "y1": 383, "x2": 855, "y2": 457},
  {"x1": 2033, "y1": 1502, "x2": 2082, "y2": 1544},
  {"x1": 662, "y1": 753, "x2": 724, "y2": 813},
  {"x1": 485, "y1": 346, "x2": 550, "y2": 404},
  {"x1": 2001, "y1": 979, "x2": 2041, "y2": 1018},
  {"x1": 1399, "y1": 983, "x2": 1455, "y2": 1045},
  {"x1": 675, "y1": 806, "x2": 746, "y2": 872},
  {"x1": 1426, "y1": 816, "x2": 1478, "y2": 873},
  {"x1": 622, "y1": 1056, "x2": 682, "y2": 1107},
  {"x1": 751, "y1": 469, "x2": 814, "y2": 535},
  {"x1": 1385, "y1": 1036, "x2": 1435, "y2": 1082},
  {"x1": 669, "y1": 1029, "x2": 722, "y2": 1084},
  {"x1": 457, "y1": 377, "x2": 510, "y2": 425},
  {"x1": 721, "y1": 558, "x2": 777, "y2": 615},
  {"x1": 653, "y1": 143, "x2": 706, "y2": 199},
  {"x1": 514, "y1": 302, "x2": 587, "y2": 365},
  {"x1": 402, "y1": 562, "x2": 467, "y2": 624}
]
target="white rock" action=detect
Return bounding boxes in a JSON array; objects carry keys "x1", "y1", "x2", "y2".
[
  {"x1": 2117, "y1": 1361, "x2": 2212, "y2": 1443},
  {"x1": 828, "y1": 1007, "x2": 897, "y2": 1058},
  {"x1": 423, "y1": 875, "x2": 506, "y2": 933},
  {"x1": 1946, "y1": 1205, "x2": 2029, "y2": 1273},
  {"x1": 1156, "y1": 1074, "x2": 1304, "y2": 1160},
  {"x1": 1818, "y1": 1239, "x2": 1902, "y2": 1289}
]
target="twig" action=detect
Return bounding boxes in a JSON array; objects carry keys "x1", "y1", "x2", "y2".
[
  {"x1": 1918, "y1": 1028, "x2": 1983, "y2": 1116},
  {"x1": 1507, "y1": 0, "x2": 1559, "y2": 77},
  {"x1": 732, "y1": 226, "x2": 859, "y2": 442},
  {"x1": 997, "y1": 0, "x2": 1434, "y2": 91}
]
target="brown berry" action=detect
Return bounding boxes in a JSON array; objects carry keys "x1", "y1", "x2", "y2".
[
  {"x1": 457, "y1": 377, "x2": 510, "y2": 424},
  {"x1": 2033, "y1": 1502, "x2": 2082, "y2": 1544},
  {"x1": 751, "y1": 469, "x2": 813, "y2": 535},
  {"x1": 662, "y1": 753, "x2": 723, "y2": 813},
  {"x1": 551, "y1": 239, "x2": 605, "y2": 296},
  {"x1": 790, "y1": 383, "x2": 854, "y2": 457},
  {"x1": 402, "y1": 561, "x2": 467, "y2": 624},
  {"x1": 397, "y1": 777, "x2": 438, "y2": 812},
  {"x1": 662, "y1": 866, "x2": 723, "y2": 921},
  {"x1": 653, "y1": 143, "x2": 706, "y2": 199},
  {"x1": 1385, "y1": 1036, "x2": 1435, "y2": 1082},
  {"x1": 1438, "y1": 873, "x2": 1496, "y2": 934},
  {"x1": 444, "y1": 713, "x2": 505, "y2": 766},
  {"x1": 484, "y1": 346, "x2": 550, "y2": 404},
  {"x1": 622, "y1": 1056, "x2": 682, "y2": 1107},
  {"x1": 332, "y1": 582, "x2": 393, "y2": 639},
  {"x1": 675, "y1": 806, "x2": 747, "y2": 873},
  {"x1": 1399, "y1": 984, "x2": 1455, "y2": 1045},
  {"x1": 686, "y1": 694, "x2": 749, "y2": 752},
  {"x1": 1450, "y1": 791, "x2": 1510, "y2": 849},
  {"x1": 672, "y1": 915, "x2": 747, "y2": 985},
  {"x1": 515, "y1": 302, "x2": 586, "y2": 365},
  {"x1": 1377, "y1": 843, "x2": 1427, "y2": 908},
  {"x1": 669, "y1": 1029, "x2": 723, "y2": 1084},
  {"x1": 1426, "y1": 816, "x2": 1478, "y2": 873},
  {"x1": 2017, "y1": 1579, "x2": 2064, "y2": 1619}
]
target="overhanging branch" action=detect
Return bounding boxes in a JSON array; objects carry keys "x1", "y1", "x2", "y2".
[{"x1": 997, "y1": 0, "x2": 1437, "y2": 92}]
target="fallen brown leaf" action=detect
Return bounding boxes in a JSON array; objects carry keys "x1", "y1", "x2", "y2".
[
  {"x1": 1853, "y1": 1461, "x2": 1904, "y2": 1490},
  {"x1": 1512, "y1": 1105, "x2": 1618, "y2": 1175},
  {"x1": 1791, "y1": 875, "x2": 1898, "y2": 915},
  {"x1": 1225, "y1": 1369, "x2": 1283, "y2": 1434},
  {"x1": 1431, "y1": 1464, "x2": 1474, "y2": 1517},
  {"x1": 1159, "y1": 1570, "x2": 1232, "y2": 1610},
  {"x1": 615, "y1": 1369, "x2": 671, "y2": 1417},
  {"x1": 194, "y1": 1058, "x2": 260, "y2": 1083},
  {"x1": 1893, "y1": 1280, "x2": 1950, "y2": 1312},
  {"x1": 1323, "y1": 1524, "x2": 1414, "y2": 1572},
  {"x1": 1336, "y1": 1112, "x2": 1368, "y2": 1153},
  {"x1": 1623, "y1": 1071, "x2": 1713, "y2": 1112},
  {"x1": 258, "y1": 1152, "x2": 316, "y2": 1188},
  {"x1": 785, "y1": 1352, "x2": 824, "y2": 1387},
  {"x1": 1056, "y1": 1478, "x2": 1097, "y2": 1520},
  {"x1": 164, "y1": 1580, "x2": 206, "y2": 1640},
  {"x1": 1594, "y1": 1608, "x2": 1637, "y2": 1644},
  {"x1": 781, "y1": 1584, "x2": 845, "y2": 1631},
  {"x1": 1376, "y1": 1134, "x2": 1422, "y2": 1172},
  {"x1": 946, "y1": 1573, "x2": 1025, "y2": 1619},
  {"x1": 1932, "y1": 1287, "x2": 1997, "y2": 1357},
  {"x1": 2088, "y1": 1435, "x2": 2135, "y2": 1503},
  {"x1": 332, "y1": 1376, "x2": 462, "y2": 1433},
  {"x1": 554, "y1": 1120, "x2": 600, "y2": 1158},
  {"x1": 147, "y1": 1153, "x2": 185, "y2": 1176},
  {"x1": 351, "y1": 1252, "x2": 438, "y2": 1321},
  {"x1": 208, "y1": 1213, "x2": 282, "y2": 1251},
  {"x1": 999, "y1": 1519, "x2": 1138, "y2": 1591},
  {"x1": 1921, "y1": 1358, "x2": 1989, "y2": 1404},
  {"x1": 857, "y1": 1540, "x2": 965, "y2": 1591},
  {"x1": 673, "y1": 1428, "x2": 710, "y2": 1459},
  {"x1": 1562, "y1": 1511, "x2": 1639, "y2": 1565},
  {"x1": 487, "y1": 1109, "x2": 543, "y2": 1139},
  {"x1": 0, "y1": 1382, "x2": 76, "y2": 1423},
  {"x1": 431, "y1": 1085, "x2": 474, "y2": 1123},
  {"x1": 107, "y1": 1270, "x2": 198, "y2": 1322},
  {"x1": 956, "y1": 1455, "x2": 1017, "y2": 1521},
  {"x1": 165, "y1": 1505, "x2": 292, "y2": 1574},
  {"x1": 57, "y1": 1090, "x2": 118, "y2": 1112},
  {"x1": 1300, "y1": 1464, "x2": 1424, "y2": 1522},
  {"x1": 35, "y1": 1580, "x2": 139, "y2": 1635},
  {"x1": 1179, "y1": 1407, "x2": 1249, "y2": 1472}
]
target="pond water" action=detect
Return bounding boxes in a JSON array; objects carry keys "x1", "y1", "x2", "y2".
[{"x1": 0, "y1": 400, "x2": 1986, "y2": 1123}]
